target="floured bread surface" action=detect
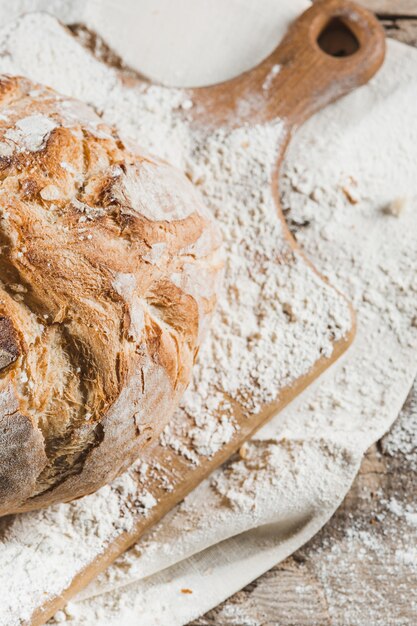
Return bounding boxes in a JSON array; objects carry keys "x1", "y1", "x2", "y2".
[{"x1": 0, "y1": 74, "x2": 223, "y2": 515}]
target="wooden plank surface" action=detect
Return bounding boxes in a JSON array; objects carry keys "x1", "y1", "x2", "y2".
[
  {"x1": 190, "y1": 8, "x2": 417, "y2": 624},
  {"x1": 380, "y1": 16, "x2": 417, "y2": 46},
  {"x1": 359, "y1": 0, "x2": 417, "y2": 17}
]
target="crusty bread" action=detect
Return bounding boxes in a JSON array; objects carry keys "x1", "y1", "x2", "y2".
[{"x1": 0, "y1": 75, "x2": 223, "y2": 515}]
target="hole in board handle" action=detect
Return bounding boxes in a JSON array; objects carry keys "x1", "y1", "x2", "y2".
[{"x1": 317, "y1": 17, "x2": 359, "y2": 57}]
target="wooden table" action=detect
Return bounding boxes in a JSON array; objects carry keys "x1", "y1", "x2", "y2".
[{"x1": 190, "y1": 4, "x2": 417, "y2": 624}]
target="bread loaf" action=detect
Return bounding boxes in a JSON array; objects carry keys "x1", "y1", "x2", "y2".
[{"x1": 0, "y1": 75, "x2": 223, "y2": 515}]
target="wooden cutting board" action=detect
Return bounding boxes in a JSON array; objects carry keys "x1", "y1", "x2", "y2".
[{"x1": 0, "y1": 2, "x2": 384, "y2": 624}]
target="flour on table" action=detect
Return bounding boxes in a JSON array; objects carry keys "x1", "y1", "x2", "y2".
[
  {"x1": 0, "y1": 462, "x2": 155, "y2": 626},
  {"x1": 0, "y1": 7, "x2": 415, "y2": 626},
  {"x1": 58, "y1": 437, "x2": 360, "y2": 626},
  {"x1": 0, "y1": 12, "x2": 353, "y2": 625},
  {"x1": 381, "y1": 380, "x2": 417, "y2": 472},
  {"x1": 280, "y1": 386, "x2": 417, "y2": 626},
  {"x1": 65, "y1": 37, "x2": 417, "y2": 626}
]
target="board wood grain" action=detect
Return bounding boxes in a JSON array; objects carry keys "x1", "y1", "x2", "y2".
[{"x1": 357, "y1": 0, "x2": 417, "y2": 16}]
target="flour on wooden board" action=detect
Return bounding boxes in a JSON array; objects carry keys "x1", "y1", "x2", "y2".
[
  {"x1": 0, "y1": 8, "x2": 414, "y2": 626},
  {"x1": 0, "y1": 12, "x2": 353, "y2": 625},
  {"x1": 63, "y1": 36, "x2": 417, "y2": 626}
]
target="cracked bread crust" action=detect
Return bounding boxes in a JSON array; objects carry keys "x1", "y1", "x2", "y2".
[{"x1": 0, "y1": 75, "x2": 223, "y2": 515}]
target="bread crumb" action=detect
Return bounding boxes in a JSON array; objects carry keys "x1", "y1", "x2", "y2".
[
  {"x1": 239, "y1": 442, "x2": 249, "y2": 459},
  {"x1": 342, "y1": 186, "x2": 359, "y2": 205},
  {"x1": 383, "y1": 196, "x2": 408, "y2": 217},
  {"x1": 181, "y1": 99, "x2": 193, "y2": 110},
  {"x1": 282, "y1": 302, "x2": 297, "y2": 322}
]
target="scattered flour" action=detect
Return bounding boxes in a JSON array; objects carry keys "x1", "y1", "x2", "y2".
[
  {"x1": 62, "y1": 35, "x2": 417, "y2": 626},
  {"x1": 0, "y1": 6, "x2": 414, "y2": 626},
  {"x1": 292, "y1": 395, "x2": 417, "y2": 626},
  {"x1": 381, "y1": 379, "x2": 417, "y2": 472},
  {"x1": 195, "y1": 390, "x2": 417, "y2": 626},
  {"x1": 59, "y1": 436, "x2": 361, "y2": 625},
  {"x1": 158, "y1": 119, "x2": 352, "y2": 460},
  {"x1": 262, "y1": 63, "x2": 281, "y2": 91},
  {"x1": 0, "y1": 12, "x2": 353, "y2": 625},
  {"x1": 0, "y1": 462, "x2": 155, "y2": 626}
]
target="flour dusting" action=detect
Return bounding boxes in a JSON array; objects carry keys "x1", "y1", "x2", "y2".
[
  {"x1": 0, "y1": 13, "x2": 354, "y2": 625},
  {"x1": 0, "y1": 462, "x2": 153, "y2": 626},
  {"x1": 65, "y1": 36, "x2": 417, "y2": 626},
  {"x1": 0, "y1": 7, "x2": 414, "y2": 626},
  {"x1": 159, "y1": 118, "x2": 351, "y2": 460},
  {"x1": 4, "y1": 113, "x2": 57, "y2": 151}
]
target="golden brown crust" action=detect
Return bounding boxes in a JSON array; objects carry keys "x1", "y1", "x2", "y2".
[{"x1": 0, "y1": 75, "x2": 223, "y2": 515}]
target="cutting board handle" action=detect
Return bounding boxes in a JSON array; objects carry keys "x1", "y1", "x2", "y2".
[
  {"x1": 191, "y1": 0, "x2": 385, "y2": 128},
  {"x1": 266, "y1": 0, "x2": 386, "y2": 125}
]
